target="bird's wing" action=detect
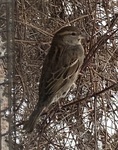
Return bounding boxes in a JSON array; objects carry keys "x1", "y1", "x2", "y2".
[{"x1": 39, "y1": 44, "x2": 81, "y2": 101}]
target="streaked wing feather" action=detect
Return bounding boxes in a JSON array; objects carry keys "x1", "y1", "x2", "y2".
[{"x1": 42, "y1": 45, "x2": 80, "y2": 98}]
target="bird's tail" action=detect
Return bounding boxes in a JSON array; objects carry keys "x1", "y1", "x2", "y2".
[{"x1": 23, "y1": 104, "x2": 44, "y2": 133}]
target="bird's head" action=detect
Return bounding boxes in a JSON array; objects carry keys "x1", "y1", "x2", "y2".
[{"x1": 53, "y1": 26, "x2": 84, "y2": 46}]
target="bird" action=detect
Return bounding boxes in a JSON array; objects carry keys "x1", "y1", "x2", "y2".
[{"x1": 23, "y1": 26, "x2": 85, "y2": 133}]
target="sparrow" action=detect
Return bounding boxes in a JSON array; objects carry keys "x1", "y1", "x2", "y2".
[{"x1": 23, "y1": 26, "x2": 85, "y2": 133}]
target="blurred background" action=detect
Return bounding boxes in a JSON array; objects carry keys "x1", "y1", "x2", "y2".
[{"x1": 0, "y1": 0, "x2": 118, "y2": 149}]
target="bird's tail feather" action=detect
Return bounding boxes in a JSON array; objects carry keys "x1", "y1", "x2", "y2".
[{"x1": 23, "y1": 105, "x2": 43, "y2": 133}]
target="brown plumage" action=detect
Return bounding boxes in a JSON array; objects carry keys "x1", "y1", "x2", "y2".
[{"x1": 23, "y1": 26, "x2": 85, "y2": 133}]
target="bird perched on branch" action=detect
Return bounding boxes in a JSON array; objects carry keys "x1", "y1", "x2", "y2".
[{"x1": 23, "y1": 26, "x2": 85, "y2": 133}]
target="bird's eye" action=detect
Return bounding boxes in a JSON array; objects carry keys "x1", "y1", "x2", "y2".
[{"x1": 71, "y1": 32, "x2": 77, "y2": 36}]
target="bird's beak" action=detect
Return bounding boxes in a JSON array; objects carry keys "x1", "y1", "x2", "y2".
[
  {"x1": 81, "y1": 32, "x2": 90, "y2": 39},
  {"x1": 80, "y1": 35, "x2": 85, "y2": 39},
  {"x1": 78, "y1": 36, "x2": 85, "y2": 42}
]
